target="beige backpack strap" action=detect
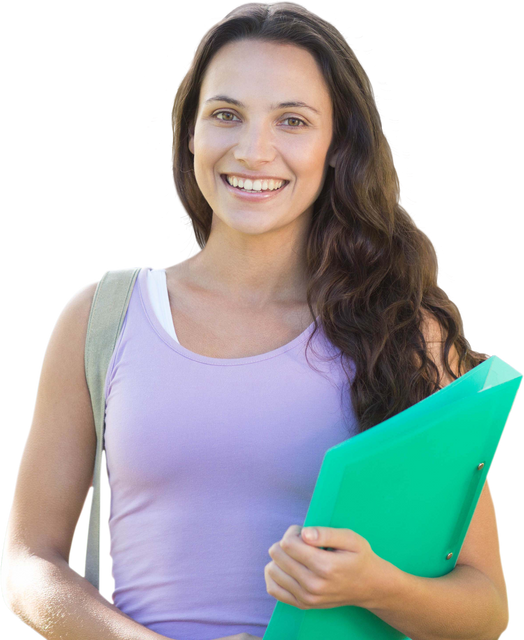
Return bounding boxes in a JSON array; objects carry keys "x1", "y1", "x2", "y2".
[{"x1": 82, "y1": 265, "x2": 140, "y2": 592}]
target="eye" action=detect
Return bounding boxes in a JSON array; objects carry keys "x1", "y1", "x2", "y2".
[{"x1": 213, "y1": 110, "x2": 307, "y2": 128}]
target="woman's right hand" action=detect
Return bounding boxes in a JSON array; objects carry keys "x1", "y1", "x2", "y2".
[{"x1": 212, "y1": 634, "x2": 263, "y2": 640}]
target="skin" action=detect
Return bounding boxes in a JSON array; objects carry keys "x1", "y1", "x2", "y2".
[{"x1": 166, "y1": 39, "x2": 338, "y2": 346}]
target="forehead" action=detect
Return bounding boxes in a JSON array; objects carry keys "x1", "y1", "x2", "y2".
[{"x1": 199, "y1": 40, "x2": 332, "y2": 114}]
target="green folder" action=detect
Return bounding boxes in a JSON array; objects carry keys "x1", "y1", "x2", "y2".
[{"x1": 263, "y1": 355, "x2": 521, "y2": 640}]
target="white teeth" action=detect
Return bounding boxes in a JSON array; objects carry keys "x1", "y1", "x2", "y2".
[{"x1": 225, "y1": 175, "x2": 285, "y2": 191}]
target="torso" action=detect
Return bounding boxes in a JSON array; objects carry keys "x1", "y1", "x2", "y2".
[{"x1": 164, "y1": 260, "x2": 317, "y2": 359}]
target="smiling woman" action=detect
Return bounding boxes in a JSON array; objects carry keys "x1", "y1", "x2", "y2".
[{"x1": 2, "y1": 3, "x2": 508, "y2": 640}]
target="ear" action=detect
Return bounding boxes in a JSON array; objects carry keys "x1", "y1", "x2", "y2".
[
  {"x1": 188, "y1": 122, "x2": 195, "y2": 155},
  {"x1": 187, "y1": 115, "x2": 196, "y2": 155},
  {"x1": 328, "y1": 148, "x2": 339, "y2": 168}
]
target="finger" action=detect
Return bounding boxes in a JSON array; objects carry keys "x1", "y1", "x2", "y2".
[
  {"x1": 265, "y1": 563, "x2": 306, "y2": 609},
  {"x1": 283, "y1": 524, "x2": 303, "y2": 539},
  {"x1": 274, "y1": 533, "x2": 327, "y2": 577},
  {"x1": 269, "y1": 540, "x2": 319, "y2": 588},
  {"x1": 266, "y1": 558, "x2": 305, "y2": 593}
]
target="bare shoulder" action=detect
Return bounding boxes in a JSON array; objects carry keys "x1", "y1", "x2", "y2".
[{"x1": 61, "y1": 279, "x2": 100, "y2": 329}]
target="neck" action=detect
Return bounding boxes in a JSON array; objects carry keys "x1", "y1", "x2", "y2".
[{"x1": 182, "y1": 244, "x2": 307, "y2": 310}]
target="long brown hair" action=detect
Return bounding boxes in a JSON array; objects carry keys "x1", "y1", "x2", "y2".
[{"x1": 171, "y1": 2, "x2": 490, "y2": 434}]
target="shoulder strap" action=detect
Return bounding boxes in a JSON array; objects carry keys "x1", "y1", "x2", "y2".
[{"x1": 83, "y1": 267, "x2": 141, "y2": 591}]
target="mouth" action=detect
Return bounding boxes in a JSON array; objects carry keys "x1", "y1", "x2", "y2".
[{"x1": 220, "y1": 174, "x2": 290, "y2": 201}]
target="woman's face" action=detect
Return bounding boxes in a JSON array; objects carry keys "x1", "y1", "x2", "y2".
[{"x1": 189, "y1": 39, "x2": 337, "y2": 237}]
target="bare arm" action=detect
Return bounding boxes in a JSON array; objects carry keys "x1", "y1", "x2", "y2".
[
  {"x1": 4, "y1": 549, "x2": 170, "y2": 640},
  {"x1": 0, "y1": 280, "x2": 263, "y2": 640}
]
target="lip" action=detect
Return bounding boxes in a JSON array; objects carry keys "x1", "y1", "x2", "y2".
[{"x1": 220, "y1": 174, "x2": 289, "y2": 201}]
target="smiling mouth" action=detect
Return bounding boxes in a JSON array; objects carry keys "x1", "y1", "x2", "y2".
[{"x1": 220, "y1": 174, "x2": 290, "y2": 193}]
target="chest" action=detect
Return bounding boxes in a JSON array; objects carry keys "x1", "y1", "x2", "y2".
[{"x1": 165, "y1": 282, "x2": 315, "y2": 360}]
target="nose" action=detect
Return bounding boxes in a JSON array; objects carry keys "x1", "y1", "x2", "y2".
[{"x1": 233, "y1": 122, "x2": 277, "y2": 166}]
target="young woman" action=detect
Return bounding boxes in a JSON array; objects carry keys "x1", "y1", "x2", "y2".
[{"x1": 2, "y1": 3, "x2": 508, "y2": 640}]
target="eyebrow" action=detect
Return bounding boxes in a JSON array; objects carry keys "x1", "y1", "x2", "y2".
[{"x1": 204, "y1": 94, "x2": 321, "y2": 115}]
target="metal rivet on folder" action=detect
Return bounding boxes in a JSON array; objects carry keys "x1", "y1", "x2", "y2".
[
  {"x1": 477, "y1": 463, "x2": 485, "y2": 470},
  {"x1": 446, "y1": 553, "x2": 453, "y2": 560}
]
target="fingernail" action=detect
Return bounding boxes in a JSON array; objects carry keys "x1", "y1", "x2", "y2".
[{"x1": 303, "y1": 527, "x2": 318, "y2": 541}]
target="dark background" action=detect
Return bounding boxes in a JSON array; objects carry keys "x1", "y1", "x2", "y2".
[{"x1": 1, "y1": 4, "x2": 523, "y2": 631}]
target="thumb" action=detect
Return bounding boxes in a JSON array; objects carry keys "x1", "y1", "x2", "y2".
[
  {"x1": 301, "y1": 526, "x2": 359, "y2": 551},
  {"x1": 301, "y1": 526, "x2": 319, "y2": 542}
]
